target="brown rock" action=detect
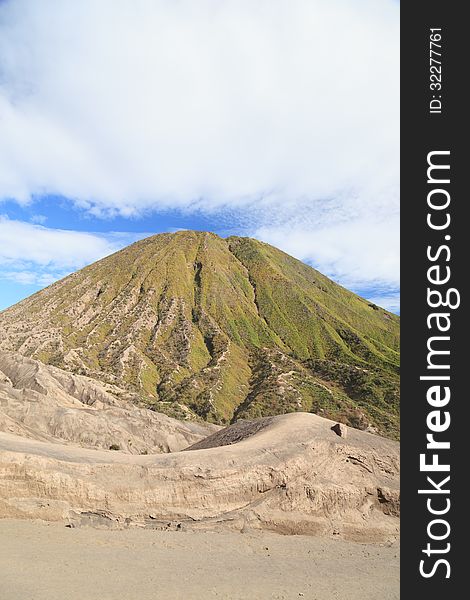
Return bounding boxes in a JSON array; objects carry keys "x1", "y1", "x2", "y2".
[{"x1": 331, "y1": 423, "x2": 348, "y2": 438}]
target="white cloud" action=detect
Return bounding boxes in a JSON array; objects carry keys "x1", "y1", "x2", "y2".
[
  {"x1": 0, "y1": 217, "x2": 119, "y2": 269},
  {"x1": 0, "y1": 269, "x2": 59, "y2": 286},
  {"x1": 0, "y1": 0, "x2": 399, "y2": 306},
  {"x1": 365, "y1": 293, "x2": 400, "y2": 314},
  {"x1": 30, "y1": 214, "x2": 47, "y2": 224},
  {"x1": 0, "y1": 0, "x2": 398, "y2": 209},
  {"x1": 0, "y1": 217, "x2": 142, "y2": 287},
  {"x1": 254, "y1": 213, "x2": 400, "y2": 291},
  {"x1": 253, "y1": 212, "x2": 400, "y2": 312}
]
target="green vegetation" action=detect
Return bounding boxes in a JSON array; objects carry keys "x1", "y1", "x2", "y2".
[{"x1": 0, "y1": 230, "x2": 400, "y2": 438}]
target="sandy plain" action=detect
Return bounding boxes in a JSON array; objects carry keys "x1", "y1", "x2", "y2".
[{"x1": 0, "y1": 519, "x2": 399, "y2": 600}]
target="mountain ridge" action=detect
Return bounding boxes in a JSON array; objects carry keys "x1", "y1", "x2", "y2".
[{"x1": 0, "y1": 230, "x2": 400, "y2": 437}]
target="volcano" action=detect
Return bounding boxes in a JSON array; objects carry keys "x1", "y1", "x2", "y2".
[{"x1": 0, "y1": 231, "x2": 399, "y2": 437}]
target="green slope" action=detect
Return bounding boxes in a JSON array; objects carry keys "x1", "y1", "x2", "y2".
[{"x1": 0, "y1": 231, "x2": 400, "y2": 438}]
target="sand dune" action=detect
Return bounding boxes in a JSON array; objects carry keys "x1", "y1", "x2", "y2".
[{"x1": 0, "y1": 421, "x2": 399, "y2": 540}]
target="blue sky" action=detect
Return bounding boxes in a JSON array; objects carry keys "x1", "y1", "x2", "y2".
[{"x1": 0, "y1": 0, "x2": 399, "y2": 313}]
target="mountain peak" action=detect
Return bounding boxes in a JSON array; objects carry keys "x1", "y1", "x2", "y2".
[{"x1": 0, "y1": 231, "x2": 399, "y2": 437}]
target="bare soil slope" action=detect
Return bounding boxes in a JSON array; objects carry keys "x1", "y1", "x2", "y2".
[{"x1": 0, "y1": 351, "x2": 216, "y2": 454}]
